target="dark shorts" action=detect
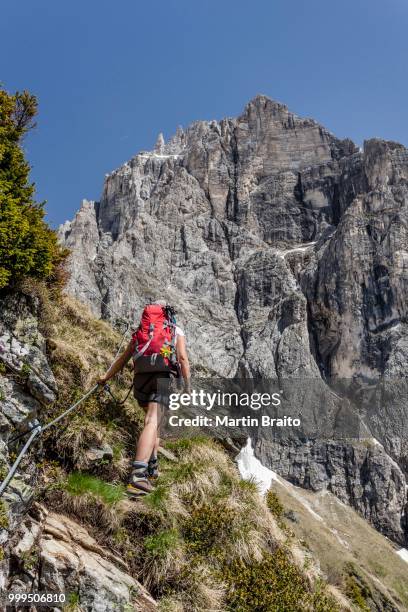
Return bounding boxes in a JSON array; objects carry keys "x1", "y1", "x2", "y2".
[{"x1": 133, "y1": 372, "x2": 171, "y2": 408}]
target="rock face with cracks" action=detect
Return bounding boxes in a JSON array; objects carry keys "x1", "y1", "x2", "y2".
[
  {"x1": 7, "y1": 506, "x2": 156, "y2": 611},
  {"x1": 59, "y1": 95, "x2": 408, "y2": 545}
]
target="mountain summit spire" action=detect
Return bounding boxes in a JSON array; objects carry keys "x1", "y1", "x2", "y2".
[{"x1": 154, "y1": 132, "x2": 165, "y2": 154}]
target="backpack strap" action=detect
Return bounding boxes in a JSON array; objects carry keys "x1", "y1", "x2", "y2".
[
  {"x1": 133, "y1": 323, "x2": 154, "y2": 361},
  {"x1": 164, "y1": 307, "x2": 180, "y2": 373}
]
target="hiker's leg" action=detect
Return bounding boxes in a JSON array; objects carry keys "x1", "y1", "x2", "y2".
[
  {"x1": 148, "y1": 436, "x2": 160, "y2": 465},
  {"x1": 147, "y1": 436, "x2": 160, "y2": 479},
  {"x1": 154, "y1": 403, "x2": 163, "y2": 455},
  {"x1": 135, "y1": 401, "x2": 158, "y2": 463},
  {"x1": 147, "y1": 403, "x2": 162, "y2": 479},
  {"x1": 127, "y1": 402, "x2": 158, "y2": 496},
  {"x1": 149, "y1": 379, "x2": 169, "y2": 478}
]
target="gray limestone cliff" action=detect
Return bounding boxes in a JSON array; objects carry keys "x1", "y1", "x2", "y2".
[{"x1": 59, "y1": 95, "x2": 408, "y2": 546}]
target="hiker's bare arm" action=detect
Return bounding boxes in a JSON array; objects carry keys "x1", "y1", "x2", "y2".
[
  {"x1": 176, "y1": 336, "x2": 190, "y2": 387},
  {"x1": 98, "y1": 340, "x2": 134, "y2": 384}
]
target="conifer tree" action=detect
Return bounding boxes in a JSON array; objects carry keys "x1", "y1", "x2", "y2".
[{"x1": 0, "y1": 86, "x2": 66, "y2": 288}]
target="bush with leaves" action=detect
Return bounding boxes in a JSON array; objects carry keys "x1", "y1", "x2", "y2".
[{"x1": 0, "y1": 86, "x2": 67, "y2": 289}]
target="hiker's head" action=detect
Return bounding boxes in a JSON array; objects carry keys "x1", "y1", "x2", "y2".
[{"x1": 151, "y1": 299, "x2": 167, "y2": 306}]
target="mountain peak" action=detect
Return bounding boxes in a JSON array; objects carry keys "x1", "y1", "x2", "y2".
[{"x1": 246, "y1": 93, "x2": 288, "y2": 110}]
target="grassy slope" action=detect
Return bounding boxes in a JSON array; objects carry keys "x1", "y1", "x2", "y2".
[
  {"x1": 31, "y1": 288, "x2": 352, "y2": 610},
  {"x1": 270, "y1": 476, "x2": 408, "y2": 610},
  {"x1": 41, "y1": 293, "x2": 143, "y2": 474}
]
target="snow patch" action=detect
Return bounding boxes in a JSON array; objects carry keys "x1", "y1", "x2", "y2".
[
  {"x1": 396, "y1": 548, "x2": 408, "y2": 564},
  {"x1": 236, "y1": 438, "x2": 276, "y2": 495},
  {"x1": 281, "y1": 241, "x2": 317, "y2": 256},
  {"x1": 138, "y1": 153, "x2": 180, "y2": 160}
]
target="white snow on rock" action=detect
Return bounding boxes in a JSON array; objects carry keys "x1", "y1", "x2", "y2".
[
  {"x1": 280, "y1": 241, "x2": 317, "y2": 256},
  {"x1": 236, "y1": 437, "x2": 277, "y2": 496},
  {"x1": 396, "y1": 548, "x2": 408, "y2": 564},
  {"x1": 138, "y1": 153, "x2": 180, "y2": 160}
]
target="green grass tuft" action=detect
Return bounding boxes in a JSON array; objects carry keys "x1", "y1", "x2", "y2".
[
  {"x1": 237, "y1": 477, "x2": 258, "y2": 495},
  {"x1": 165, "y1": 435, "x2": 210, "y2": 454},
  {"x1": 144, "y1": 529, "x2": 180, "y2": 559},
  {"x1": 64, "y1": 472, "x2": 125, "y2": 505},
  {"x1": 143, "y1": 485, "x2": 169, "y2": 511}
]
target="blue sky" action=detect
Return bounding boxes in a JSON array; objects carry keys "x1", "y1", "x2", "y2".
[{"x1": 1, "y1": 0, "x2": 407, "y2": 227}]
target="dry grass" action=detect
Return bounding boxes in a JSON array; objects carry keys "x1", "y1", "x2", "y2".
[
  {"x1": 34, "y1": 292, "x2": 143, "y2": 475},
  {"x1": 157, "y1": 597, "x2": 184, "y2": 612},
  {"x1": 48, "y1": 488, "x2": 125, "y2": 534},
  {"x1": 270, "y1": 479, "x2": 408, "y2": 610},
  {"x1": 158, "y1": 569, "x2": 226, "y2": 612},
  {"x1": 48, "y1": 295, "x2": 133, "y2": 391},
  {"x1": 141, "y1": 529, "x2": 185, "y2": 590},
  {"x1": 45, "y1": 426, "x2": 342, "y2": 610},
  {"x1": 118, "y1": 439, "x2": 338, "y2": 609}
]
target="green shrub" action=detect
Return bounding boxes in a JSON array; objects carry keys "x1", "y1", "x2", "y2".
[
  {"x1": 224, "y1": 550, "x2": 306, "y2": 611},
  {"x1": 224, "y1": 549, "x2": 338, "y2": 611},
  {"x1": 20, "y1": 362, "x2": 31, "y2": 379},
  {"x1": 344, "y1": 563, "x2": 371, "y2": 611},
  {"x1": 21, "y1": 548, "x2": 39, "y2": 570},
  {"x1": 345, "y1": 575, "x2": 370, "y2": 611},
  {"x1": 0, "y1": 87, "x2": 68, "y2": 289},
  {"x1": 183, "y1": 498, "x2": 338, "y2": 610},
  {"x1": 184, "y1": 502, "x2": 239, "y2": 559},
  {"x1": 266, "y1": 488, "x2": 285, "y2": 520},
  {"x1": 64, "y1": 472, "x2": 125, "y2": 505}
]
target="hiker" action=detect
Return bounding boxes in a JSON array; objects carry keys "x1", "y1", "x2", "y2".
[{"x1": 98, "y1": 301, "x2": 190, "y2": 497}]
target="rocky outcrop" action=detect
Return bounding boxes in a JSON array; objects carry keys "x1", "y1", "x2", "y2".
[
  {"x1": 0, "y1": 292, "x2": 57, "y2": 406},
  {"x1": 0, "y1": 291, "x2": 57, "y2": 544},
  {"x1": 303, "y1": 140, "x2": 408, "y2": 380},
  {"x1": 8, "y1": 505, "x2": 156, "y2": 611},
  {"x1": 59, "y1": 95, "x2": 408, "y2": 544}
]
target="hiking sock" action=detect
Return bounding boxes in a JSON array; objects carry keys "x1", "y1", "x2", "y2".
[
  {"x1": 127, "y1": 461, "x2": 152, "y2": 495},
  {"x1": 147, "y1": 453, "x2": 159, "y2": 479}
]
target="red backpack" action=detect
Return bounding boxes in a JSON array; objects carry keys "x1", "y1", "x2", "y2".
[{"x1": 132, "y1": 304, "x2": 177, "y2": 374}]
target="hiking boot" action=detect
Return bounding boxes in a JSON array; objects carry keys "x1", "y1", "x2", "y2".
[
  {"x1": 126, "y1": 461, "x2": 153, "y2": 497},
  {"x1": 147, "y1": 456, "x2": 159, "y2": 480}
]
